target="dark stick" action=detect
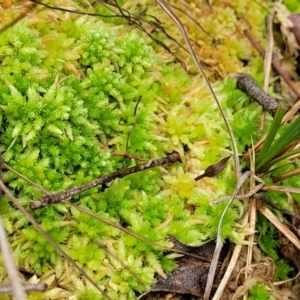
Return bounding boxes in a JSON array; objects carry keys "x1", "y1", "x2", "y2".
[
  {"x1": 236, "y1": 73, "x2": 279, "y2": 115},
  {"x1": 30, "y1": 152, "x2": 181, "y2": 210}
]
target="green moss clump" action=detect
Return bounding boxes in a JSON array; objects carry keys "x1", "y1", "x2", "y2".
[{"x1": 0, "y1": 1, "x2": 277, "y2": 299}]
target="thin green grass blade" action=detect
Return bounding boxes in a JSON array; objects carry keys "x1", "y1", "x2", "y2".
[
  {"x1": 260, "y1": 147, "x2": 300, "y2": 172},
  {"x1": 257, "y1": 114, "x2": 300, "y2": 170},
  {"x1": 256, "y1": 108, "x2": 285, "y2": 166}
]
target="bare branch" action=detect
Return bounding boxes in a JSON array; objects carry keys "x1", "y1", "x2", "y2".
[
  {"x1": 244, "y1": 29, "x2": 300, "y2": 99},
  {"x1": 30, "y1": 152, "x2": 181, "y2": 209}
]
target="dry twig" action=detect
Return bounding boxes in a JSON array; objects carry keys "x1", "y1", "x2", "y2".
[{"x1": 30, "y1": 152, "x2": 180, "y2": 209}]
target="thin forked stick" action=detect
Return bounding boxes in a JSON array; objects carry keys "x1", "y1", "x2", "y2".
[
  {"x1": 155, "y1": 1, "x2": 241, "y2": 299},
  {"x1": 30, "y1": 152, "x2": 181, "y2": 209},
  {"x1": 156, "y1": 0, "x2": 240, "y2": 178},
  {"x1": 0, "y1": 217, "x2": 26, "y2": 300},
  {"x1": 0, "y1": 181, "x2": 112, "y2": 300}
]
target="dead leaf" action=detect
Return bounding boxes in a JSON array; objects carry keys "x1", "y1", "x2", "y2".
[
  {"x1": 194, "y1": 156, "x2": 230, "y2": 181},
  {"x1": 148, "y1": 237, "x2": 231, "y2": 297},
  {"x1": 273, "y1": 2, "x2": 300, "y2": 56}
]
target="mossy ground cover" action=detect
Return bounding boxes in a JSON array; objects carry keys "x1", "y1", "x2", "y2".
[{"x1": 0, "y1": 0, "x2": 300, "y2": 299}]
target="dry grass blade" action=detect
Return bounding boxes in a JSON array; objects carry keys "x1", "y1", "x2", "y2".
[
  {"x1": 255, "y1": 193, "x2": 300, "y2": 221},
  {"x1": 257, "y1": 203, "x2": 300, "y2": 250},
  {"x1": 274, "y1": 270, "x2": 300, "y2": 286},
  {"x1": 0, "y1": 181, "x2": 112, "y2": 300},
  {"x1": 262, "y1": 185, "x2": 300, "y2": 193},
  {"x1": 207, "y1": 171, "x2": 250, "y2": 300},
  {"x1": 212, "y1": 244, "x2": 243, "y2": 299},
  {"x1": 243, "y1": 140, "x2": 257, "y2": 300},
  {"x1": 272, "y1": 168, "x2": 300, "y2": 183},
  {"x1": 211, "y1": 172, "x2": 264, "y2": 204},
  {"x1": 264, "y1": 15, "x2": 274, "y2": 93},
  {"x1": 0, "y1": 217, "x2": 26, "y2": 300}
]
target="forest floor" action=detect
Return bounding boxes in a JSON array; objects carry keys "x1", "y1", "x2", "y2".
[{"x1": 1, "y1": 0, "x2": 300, "y2": 300}]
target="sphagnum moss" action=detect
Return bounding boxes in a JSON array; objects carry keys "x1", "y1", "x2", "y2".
[{"x1": 1, "y1": 0, "x2": 298, "y2": 299}]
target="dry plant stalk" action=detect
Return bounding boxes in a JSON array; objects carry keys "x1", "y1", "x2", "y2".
[
  {"x1": 155, "y1": 1, "x2": 243, "y2": 299},
  {"x1": 243, "y1": 141, "x2": 257, "y2": 300},
  {"x1": 0, "y1": 181, "x2": 113, "y2": 300},
  {"x1": 0, "y1": 217, "x2": 26, "y2": 300}
]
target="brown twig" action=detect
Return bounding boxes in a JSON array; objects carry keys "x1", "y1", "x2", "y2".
[
  {"x1": 244, "y1": 29, "x2": 300, "y2": 98},
  {"x1": 272, "y1": 167, "x2": 300, "y2": 183},
  {"x1": 30, "y1": 152, "x2": 181, "y2": 209},
  {"x1": 243, "y1": 29, "x2": 300, "y2": 160}
]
